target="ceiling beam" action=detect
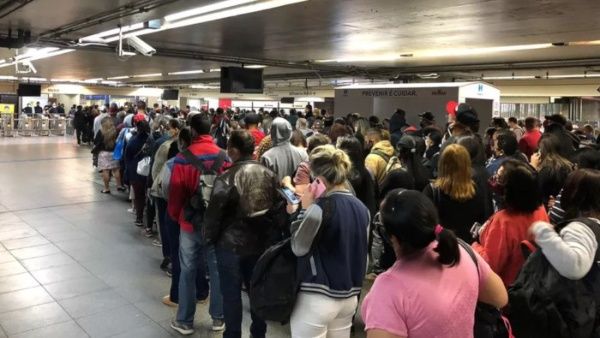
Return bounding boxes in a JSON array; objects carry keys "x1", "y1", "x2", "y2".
[
  {"x1": 38, "y1": 0, "x2": 182, "y2": 39},
  {"x1": 0, "y1": 0, "x2": 36, "y2": 19},
  {"x1": 37, "y1": 37, "x2": 374, "y2": 76}
]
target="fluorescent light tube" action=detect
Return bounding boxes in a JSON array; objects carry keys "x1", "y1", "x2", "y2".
[
  {"x1": 245, "y1": 65, "x2": 267, "y2": 68},
  {"x1": 168, "y1": 70, "x2": 204, "y2": 75},
  {"x1": 166, "y1": 0, "x2": 307, "y2": 30},
  {"x1": 107, "y1": 76, "x2": 131, "y2": 80},
  {"x1": 0, "y1": 76, "x2": 18, "y2": 80},
  {"x1": 132, "y1": 73, "x2": 162, "y2": 78},
  {"x1": 165, "y1": 0, "x2": 256, "y2": 21},
  {"x1": 481, "y1": 76, "x2": 536, "y2": 80}
]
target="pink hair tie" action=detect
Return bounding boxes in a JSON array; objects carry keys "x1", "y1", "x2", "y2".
[{"x1": 434, "y1": 224, "x2": 444, "y2": 236}]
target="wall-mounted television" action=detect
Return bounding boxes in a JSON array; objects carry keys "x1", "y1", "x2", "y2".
[
  {"x1": 220, "y1": 67, "x2": 263, "y2": 94},
  {"x1": 161, "y1": 89, "x2": 179, "y2": 100},
  {"x1": 17, "y1": 83, "x2": 41, "y2": 96}
]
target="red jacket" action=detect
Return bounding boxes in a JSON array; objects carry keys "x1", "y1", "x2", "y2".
[
  {"x1": 518, "y1": 130, "x2": 542, "y2": 159},
  {"x1": 472, "y1": 205, "x2": 549, "y2": 288},
  {"x1": 167, "y1": 135, "x2": 230, "y2": 233}
]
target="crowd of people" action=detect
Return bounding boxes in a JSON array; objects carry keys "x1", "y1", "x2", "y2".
[{"x1": 87, "y1": 99, "x2": 600, "y2": 338}]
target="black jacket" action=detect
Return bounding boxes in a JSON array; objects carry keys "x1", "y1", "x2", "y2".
[{"x1": 204, "y1": 159, "x2": 286, "y2": 255}]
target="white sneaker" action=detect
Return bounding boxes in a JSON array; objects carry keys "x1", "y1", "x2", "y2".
[{"x1": 127, "y1": 208, "x2": 135, "y2": 214}]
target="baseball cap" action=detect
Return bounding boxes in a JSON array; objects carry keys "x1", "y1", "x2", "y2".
[
  {"x1": 133, "y1": 113, "x2": 146, "y2": 124},
  {"x1": 396, "y1": 134, "x2": 417, "y2": 152},
  {"x1": 456, "y1": 104, "x2": 480, "y2": 126}
]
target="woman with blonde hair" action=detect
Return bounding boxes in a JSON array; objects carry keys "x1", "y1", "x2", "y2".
[
  {"x1": 423, "y1": 143, "x2": 487, "y2": 242},
  {"x1": 93, "y1": 116, "x2": 124, "y2": 193},
  {"x1": 290, "y1": 144, "x2": 370, "y2": 338}
]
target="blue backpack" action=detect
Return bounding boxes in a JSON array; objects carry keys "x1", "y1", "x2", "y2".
[{"x1": 112, "y1": 128, "x2": 128, "y2": 160}]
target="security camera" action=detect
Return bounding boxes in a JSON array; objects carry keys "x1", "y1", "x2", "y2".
[{"x1": 126, "y1": 36, "x2": 156, "y2": 56}]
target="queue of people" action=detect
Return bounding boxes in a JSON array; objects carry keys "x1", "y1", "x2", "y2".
[{"x1": 89, "y1": 99, "x2": 600, "y2": 338}]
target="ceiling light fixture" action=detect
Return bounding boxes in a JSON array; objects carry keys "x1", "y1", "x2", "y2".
[
  {"x1": 0, "y1": 48, "x2": 75, "y2": 69},
  {"x1": 84, "y1": 78, "x2": 103, "y2": 82},
  {"x1": 209, "y1": 68, "x2": 221, "y2": 72},
  {"x1": 132, "y1": 73, "x2": 162, "y2": 78},
  {"x1": 21, "y1": 77, "x2": 47, "y2": 82},
  {"x1": 100, "y1": 80, "x2": 121, "y2": 85},
  {"x1": 317, "y1": 43, "x2": 554, "y2": 63},
  {"x1": 0, "y1": 75, "x2": 18, "y2": 80},
  {"x1": 168, "y1": 70, "x2": 205, "y2": 75},
  {"x1": 107, "y1": 75, "x2": 131, "y2": 80},
  {"x1": 481, "y1": 75, "x2": 537, "y2": 80},
  {"x1": 165, "y1": 0, "x2": 256, "y2": 21},
  {"x1": 244, "y1": 65, "x2": 267, "y2": 68},
  {"x1": 86, "y1": 0, "x2": 307, "y2": 44},
  {"x1": 547, "y1": 73, "x2": 600, "y2": 79}
]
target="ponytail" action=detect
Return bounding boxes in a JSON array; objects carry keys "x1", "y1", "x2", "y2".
[{"x1": 433, "y1": 225, "x2": 460, "y2": 267}]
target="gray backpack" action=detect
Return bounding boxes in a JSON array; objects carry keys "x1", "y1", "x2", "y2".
[{"x1": 182, "y1": 149, "x2": 226, "y2": 230}]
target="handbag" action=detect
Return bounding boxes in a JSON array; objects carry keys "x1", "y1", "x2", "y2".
[
  {"x1": 458, "y1": 240, "x2": 513, "y2": 338},
  {"x1": 136, "y1": 156, "x2": 151, "y2": 176}
]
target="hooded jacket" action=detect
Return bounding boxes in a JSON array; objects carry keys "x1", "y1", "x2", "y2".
[
  {"x1": 203, "y1": 159, "x2": 287, "y2": 255},
  {"x1": 260, "y1": 117, "x2": 308, "y2": 181},
  {"x1": 365, "y1": 140, "x2": 395, "y2": 185}
]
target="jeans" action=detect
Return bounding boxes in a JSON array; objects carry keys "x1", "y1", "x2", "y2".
[
  {"x1": 216, "y1": 247, "x2": 266, "y2": 338},
  {"x1": 290, "y1": 292, "x2": 358, "y2": 338},
  {"x1": 155, "y1": 198, "x2": 170, "y2": 258},
  {"x1": 176, "y1": 229, "x2": 223, "y2": 325}
]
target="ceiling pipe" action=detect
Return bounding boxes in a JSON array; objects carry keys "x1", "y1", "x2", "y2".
[
  {"x1": 38, "y1": 0, "x2": 182, "y2": 39},
  {"x1": 0, "y1": 0, "x2": 36, "y2": 19}
]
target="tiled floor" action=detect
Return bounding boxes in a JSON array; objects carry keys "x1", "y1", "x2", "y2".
[{"x1": 0, "y1": 135, "x2": 366, "y2": 338}]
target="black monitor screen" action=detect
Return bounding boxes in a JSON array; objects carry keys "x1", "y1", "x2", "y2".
[
  {"x1": 220, "y1": 67, "x2": 263, "y2": 94},
  {"x1": 17, "y1": 84, "x2": 41, "y2": 97},
  {"x1": 161, "y1": 89, "x2": 179, "y2": 100}
]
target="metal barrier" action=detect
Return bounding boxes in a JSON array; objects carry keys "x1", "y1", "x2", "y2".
[{"x1": 1, "y1": 116, "x2": 68, "y2": 137}]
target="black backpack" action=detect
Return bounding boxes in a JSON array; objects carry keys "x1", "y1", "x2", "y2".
[
  {"x1": 182, "y1": 149, "x2": 226, "y2": 231},
  {"x1": 508, "y1": 218, "x2": 600, "y2": 338},
  {"x1": 249, "y1": 197, "x2": 332, "y2": 324},
  {"x1": 458, "y1": 240, "x2": 512, "y2": 338}
]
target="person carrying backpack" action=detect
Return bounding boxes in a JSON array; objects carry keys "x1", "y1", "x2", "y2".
[
  {"x1": 289, "y1": 145, "x2": 370, "y2": 338},
  {"x1": 204, "y1": 130, "x2": 286, "y2": 338},
  {"x1": 364, "y1": 128, "x2": 396, "y2": 186},
  {"x1": 168, "y1": 113, "x2": 231, "y2": 336},
  {"x1": 510, "y1": 169, "x2": 600, "y2": 338}
]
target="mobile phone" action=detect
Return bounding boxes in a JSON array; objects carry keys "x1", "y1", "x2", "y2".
[
  {"x1": 310, "y1": 178, "x2": 327, "y2": 199},
  {"x1": 278, "y1": 188, "x2": 300, "y2": 205}
]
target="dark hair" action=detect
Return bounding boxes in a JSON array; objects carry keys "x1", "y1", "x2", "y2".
[
  {"x1": 495, "y1": 129, "x2": 518, "y2": 156},
  {"x1": 457, "y1": 135, "x2": 486, "y2": 167},
  {"x1": 501, "y1": 159, "x2": 542, "y2": 213},
  {"x1": 381, "y1": 190, "x2": 460, "y2": 266},
  {"x1": 136, "y1": 120, "x2": 150, "y2": 134},
  {"x1": 190, "y1": 113, "x2": 211, "y2": 135},
  {"x1": 380, "y1": 170, "x2": 415, "y2": 198},
  {"x1": 328, "y1": 123, "x2": 351, "y2": 144},
  {"x1": 426, "y1": 130, "x2": 443, "y2": 146},
  {"x1": 397, "y1": 136, "x2": 430, "y2": 191},
  {"x1": 290, "y1": 130, "x2": 307, "y2": 148},
  {"x1": 336, "y1": 136, "x2": 365, "y2": 167},
  {"x1": 525, "y1": 117, "x2": 537, "y2": 130},
  {"x1": 574, "y1": 148, "x2": 600, "y2": 170},
  {"x1": 508, "y1": 117, "x2": 518, "y2": 124},
  {"x1": 561, "y1": 169, "x2": 600, "y2": 219},
  {"x1": 178, "y1": 127, "x2": 192, "y2": 149},
  {"x1": 228, "y1": 130, "x2": 255, "y2": 157},
  {"x1": 216, "y1": 107, "x2": 224, "y2": 115},
  {"x1": 168, "y1": 118, "x2": 181, "y2": 130},
  {"x1": 307, "y1": 134, "x2": 331, "y2": 154},
  {"x1": 137, "y1": 101, "x2": 146, "y2": 111},
  {"x1": 492, "y1": 118, "x2": 510, "y2": 130}
]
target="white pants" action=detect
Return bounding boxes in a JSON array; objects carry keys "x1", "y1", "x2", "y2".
[{"x1": 290, "y1": 292, "x2": 358, "y2": 338}]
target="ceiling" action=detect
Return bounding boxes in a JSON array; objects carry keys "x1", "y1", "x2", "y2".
[{"x1": 2, "y1": 0, "x2": 600, "y2": 86}]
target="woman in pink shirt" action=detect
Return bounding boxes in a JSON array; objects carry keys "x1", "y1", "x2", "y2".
[{"x1": 361, "y1": 190, "x2": 507, "y2": 338}]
